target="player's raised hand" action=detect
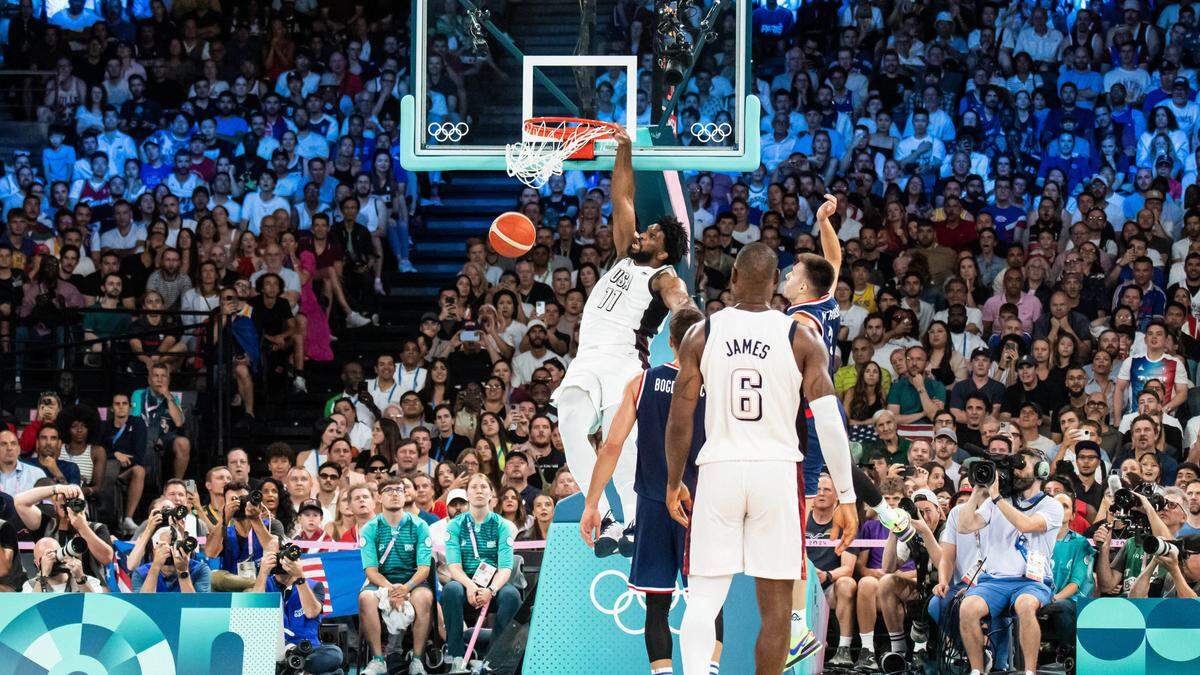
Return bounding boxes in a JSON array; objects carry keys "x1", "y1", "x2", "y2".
[
  {"x1": 666, "y1": 483, "x2": 691, "y2": 528},
  {"x1": 611, "y1": 124, "x2": 632, "y2": 149},
  {"x1": 580, "y1": 504, "x2": 603, "y2": 547},
  {"x1": 830, "y1": 503, "x2": 859, "y2": 556},
  {"x1": 816, "y1": 193, "x2": 838, "y2": 222}
]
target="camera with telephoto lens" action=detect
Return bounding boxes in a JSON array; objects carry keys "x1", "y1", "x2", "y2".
[
  {"x1": 64, "y1": 497, "x2": 87, "y2": 513},
  {"x1": 233, "y1": 490, "x2": 263, "y2": 517},
  {"x1": 55, "y1": 536, "x2": 87, "y2": 563},
  {"x1": 158, "y1": 505, "x2": 188, "y2": 522},
  {"x1": 172, "y1": 533, "x2": 198, "y2": 555},
  {"x1": 1110, "y1": 482, "x2": 1160, "y2": 536},
  {"x1": 1141, "y1": 535, "x2": 1200, "y2": 559}
]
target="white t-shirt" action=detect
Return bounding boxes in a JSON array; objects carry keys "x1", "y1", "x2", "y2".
[
  {"x1": 941, "y1": 505, "x2": 982, "y2": 584},
  {"x1": 241, "y1": 192, "x2": 291, "y2": 235},
  {"x1": 96, "y1": 223, "x2": 147, "y2": 252},
  {"x1": 512, "y1": 349, "x2": 558, "y2": 388},
  {"x1": 21, "y1": 575, "x2": 104, "y2": 593},
  {"x1": 974, "y1": 494, "x2": 1063, "y2": 579}
]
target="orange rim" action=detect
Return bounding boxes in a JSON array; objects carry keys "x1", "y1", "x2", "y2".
[{"x1": 523, "y1": 116, "x2": 623, "y2": 141}]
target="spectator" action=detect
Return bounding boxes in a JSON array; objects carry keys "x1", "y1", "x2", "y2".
[
  {"x1": 356, "y1": 478, "x2": 433, "y2": 675},
  {"x1": 132, "y1": 525, "x2": 211, "y2": 593},
  {"x1": 254, "y1": 538, "x2": 344, "y2": 675}
]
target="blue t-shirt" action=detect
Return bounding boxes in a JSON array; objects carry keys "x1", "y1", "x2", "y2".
[
  {"x1": 265, "y1": 575, "x2": 325, "y2": 645},
  {"x1": 752, "y1": 6, "x2": 794, "y2": 38},
  {"x1": 982, "y1": 204, "x2": 1027, "y2": 244},
  {"x1": 217, "y1": 523, "x2": 266, "y2": 573},
  {"x1": 132, "y1": 557, "x2": 211, "y2": 592},
  {"x1": 42, "y1": 145, "x2": 77, "y2": 183}
]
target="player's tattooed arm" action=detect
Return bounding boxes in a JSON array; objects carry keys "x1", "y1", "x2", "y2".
[
  {"x1": 610, "y1": 126, "x2": 636, "y2": 257},
  {"x1": 665, "y1": 321, "x2": 706, "y2": 526}
]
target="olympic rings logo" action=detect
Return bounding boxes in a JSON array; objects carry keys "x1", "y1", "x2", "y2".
[
  {"x1": 690, "y1": 122, "x2": 732, "y2": 144},
  {"x1": 588, "y1": 569, "x2": 686, "y2": 636},
  {"x1": 427, "y1": 122, "x2": 470, "y2": 143}
]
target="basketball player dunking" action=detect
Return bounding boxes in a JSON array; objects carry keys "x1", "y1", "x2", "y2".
[
  {"x1": 554, "y1": 127, "x2": 696, "y2": 556},
  {"x1": 665, "y1": 243, "x2": 857, "y2": 675},
  {"x1": 580, "y1": 308, "x2": 723, "y2": 675},
  {"x1": 780, "y1": 194, "x2": 912, "y2": 664}
]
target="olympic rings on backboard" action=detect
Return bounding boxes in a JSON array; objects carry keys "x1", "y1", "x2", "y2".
[
  {"x1": 427, "y1": 122, "x2": 470, "y2": 143},
  {"x1": 690, "y1": 122, "x2": 732, "y2": 144}
]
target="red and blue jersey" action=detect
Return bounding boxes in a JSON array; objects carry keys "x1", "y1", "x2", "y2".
[{"x1": 633, "y1": 363, "x2": 704, "y2": 502}]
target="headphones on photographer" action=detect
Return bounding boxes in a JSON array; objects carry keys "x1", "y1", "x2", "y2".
[{"x1": 1021, "y1": 449, "x2": 1051, "y2": 481}]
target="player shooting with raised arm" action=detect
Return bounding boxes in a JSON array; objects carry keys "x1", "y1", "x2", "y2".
[
  {"x1": 580, "y1": 307, "x2": 724, "y2": 675},
  {"x1": 553, "y1": 125, "x2": 698, "y2": 557},
  {"x1": 663, "y1": 243, "x2": 857, "y2": 675},
  {"x1": 779, "y1": 194, "x2": 913, "y2": 663}
]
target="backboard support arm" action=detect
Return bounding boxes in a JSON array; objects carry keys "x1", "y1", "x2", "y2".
[{"x1": 452, "y1": 0, "x2": 580, "y2": 117}]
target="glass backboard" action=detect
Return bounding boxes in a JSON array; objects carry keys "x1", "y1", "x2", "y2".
[{"x1": 400, "y1": 0, "x2": 758, "y2": 173}]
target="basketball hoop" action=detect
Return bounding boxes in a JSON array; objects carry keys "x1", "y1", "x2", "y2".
[{"x1": 505, "y1": 117, "x2": 623, "y2": 188}]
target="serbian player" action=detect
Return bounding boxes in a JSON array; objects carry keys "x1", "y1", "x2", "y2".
[
  {"x1": 580, "y1": 308, "x2": 723, "y2": 675},
  {"x1": 553, "y1": 126, "x2": 696, "y2": 557},
  {"x1": 665, "y1": 244, "x2": 857, "y2": 675},
  {"x1": 780, "y1": 194, "x2": 912, "y2": 663}
]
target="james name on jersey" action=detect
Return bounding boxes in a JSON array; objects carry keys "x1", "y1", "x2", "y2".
[{"x1": 724, "y1": 338, "x2": 773, "y2": 359}]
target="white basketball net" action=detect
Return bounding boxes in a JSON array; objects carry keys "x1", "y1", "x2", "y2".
[{"x1": 505, "y1": 119, "x2": 615, "y2": 189}]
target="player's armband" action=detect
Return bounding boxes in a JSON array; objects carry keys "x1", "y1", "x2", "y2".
[{"x1": 808, "y1": 395, "x2": 856, "y2": 504}]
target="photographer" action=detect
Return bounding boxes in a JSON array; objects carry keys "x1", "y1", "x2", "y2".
[
  {"x1": 127, "y1": 497, "x2": 196, "y2": 571},
  {"x1": 132, "y1": 526, "x2": 211, "y2": 593},
  {"x1": 254, "y1": 538, "x2": 344, "y2": 675},
  {"x1": 877, "y1": 489, "x2": 944, "y2": 664},
  {"x1": 204, "y1": 482, "x2": 285, "y2": 592},
  {"x1": 1128, "y1": 534, "x2": 1200, "y2": 599},
  {"x1": 13, "y1": 483, "x2": 113, "y2": 580},
  {"x1": 956, "y1": 443, "x2": 1064, "y2": 675},
  {"x1": 22, "y1": 537, "x2": 104, "y2": 593},
  {"x1": 1096, "y1": 485, "x2": 1187, "y2": 596}
]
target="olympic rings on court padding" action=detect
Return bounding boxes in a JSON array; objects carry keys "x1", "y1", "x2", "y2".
[
  {"x1": 588, "y1": 569, "x2": 686, "y2": 636},
  {"x1": 427, "y1": 122, "x2": 470, "y2": 143},
  {"x1": 690, "y1": 122, "x2": 732, "y2": 144}
]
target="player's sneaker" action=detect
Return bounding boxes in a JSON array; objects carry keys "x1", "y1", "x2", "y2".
[
  {"x1": 851, "y1": 649, "x2": 879, "y2": 671},
  {"x1": 786, "y1": 627, "x2": 821, "y2": 667},
  {"x1": 827, "y1": 646, "x2": 855, "y2": 668},
  {"x1": 593, "y1": 516, "x2": 624, "y2": 558},
  {"x1": 877, "y1": 504, "x2": 913, "y2": 541},
  {"x1": 618, "y1": 521, "x2": 636, "y2": 557},
  {"x1": 362, "y1": 657, "x2": 388, "y2": 675}
]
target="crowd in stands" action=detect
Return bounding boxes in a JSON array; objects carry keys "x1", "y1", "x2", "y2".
[{"x1": 3, "y1": 0, "x2": 1200, "y2": 672}]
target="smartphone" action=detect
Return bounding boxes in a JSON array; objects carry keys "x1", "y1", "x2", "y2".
[
  {"x1": 461, "y1": 330, "x2": 478, "y2": 342},
  {"x1": 535, "y1": 301, "x2": 546, "y2": 315},
  {"x1": 185, "y1": 479, "x2": 197, "y2": 494},
  {"x1": 901, "y1": 466, "x2": 915, "y2": 478}
]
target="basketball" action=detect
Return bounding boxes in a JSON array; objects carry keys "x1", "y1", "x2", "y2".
[{"x1": 489, "y1": 211, "x2": 536, "y2": 258}]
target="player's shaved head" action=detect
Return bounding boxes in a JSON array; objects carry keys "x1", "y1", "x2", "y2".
[{"x1": 730, "y1": 243, "x2": 780, "y2": 304}]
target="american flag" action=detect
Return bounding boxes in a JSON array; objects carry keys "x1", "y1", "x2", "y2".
[
  {"x1": 107, "y1": 562, "x2": 133, "y2": 593},
  {"x1": 300, "y1": 557, "x2": 335, "y2": 615},
  {"x1": 897, "y1": 423, "x2": 934, "y2": 442}
]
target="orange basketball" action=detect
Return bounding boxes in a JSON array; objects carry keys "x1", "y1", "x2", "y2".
[{"x1": 489, "y1": 211, "x2": 536, "y2": 258}]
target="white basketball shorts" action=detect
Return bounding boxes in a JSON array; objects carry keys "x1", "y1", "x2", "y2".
[{"x1": 686, "y1": 460, "x2": 806, "y2": 580}]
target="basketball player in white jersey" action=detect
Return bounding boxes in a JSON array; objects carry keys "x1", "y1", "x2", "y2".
[
  {"x1": 553, "y1": 126, "x2": 695, "y2": 556},
  {"x1": 665, "y1": 243, "x2": 857, "y2": 675}
]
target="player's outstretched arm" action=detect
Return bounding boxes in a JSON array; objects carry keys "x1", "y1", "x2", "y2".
[
  {"x1": 610, "y1": 126, "x2": 637, "y2": 257},
  {"x1": 665, "y1": 321, "x2": 706, "y2": 527},
  {"x1": 580, "y1": 374, "x2": 643, "y2": 546},
  {"x1": 655, "y1": 271, "x2": 699, "y2": 314},
  {"x1": 794, "y1": 323, "x2": 858, "y2": 553},
  {"x1": 814, "y1": 193, "x2": 841, "y2": 292}
]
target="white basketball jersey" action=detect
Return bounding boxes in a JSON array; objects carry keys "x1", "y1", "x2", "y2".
[
  {"x1": 697, "y1": 307, "x2": 804, "y2": 465},
  {"x1": 576, "y1": 257, "x2": 670, "y2": 364}
]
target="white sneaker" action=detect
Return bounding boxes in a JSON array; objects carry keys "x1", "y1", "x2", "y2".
[
  {"x1": 409, "y1": 657, "x2": 428, "y2": 674},
  {"x1": 362, "y1": 657, "x2": 388, "y2": 675},
  {"x1": 446, "y1": 656, "x2": 468, "y2": 673},
  {"x1": 594, "y1": 518, "x2": 624, "y2": 558},
  {"x1": 374, "y1": 277, "x2": 385, "y2": 294},
  {"x1": 399, "y1": 259, "x2": 418, "y2": 273},
  {"x1": 346, "y1": 311, "x2": 372, "y2": 328},
  {"x1": 292, "y1": 375, "x2": 307, "y2": 393}
]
